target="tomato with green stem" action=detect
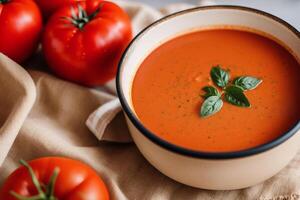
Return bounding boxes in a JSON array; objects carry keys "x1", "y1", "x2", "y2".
[
  {"x1": 42, "y1": 0, "x2": 132, "y2": 86},
  {"x1": 0, "y1": 0, "x2": 42, "y2": 63},
  {"x1": 0, "y1": 157, "x2": 110, "y2": 200}
]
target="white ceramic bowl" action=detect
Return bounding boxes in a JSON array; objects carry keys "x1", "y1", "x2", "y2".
[{"x1": 116, "y1": 6, "x2": 300, "y2": 190}]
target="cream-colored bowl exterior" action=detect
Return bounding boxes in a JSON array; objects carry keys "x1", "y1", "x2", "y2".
[
  {"x1": 117, "y1": 6, "x2": 300, "y2": 190},
  {"x1": 126, "y1": 116, "x2": 300, "y2": 190}
]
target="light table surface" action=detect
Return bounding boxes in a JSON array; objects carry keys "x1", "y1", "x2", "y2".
[{"x1": 127, "y1": 0, "x2": 300, "y2": 30}]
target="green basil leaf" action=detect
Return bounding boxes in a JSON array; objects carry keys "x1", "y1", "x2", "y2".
[
  {"x1": 200, "y1": 96, "x2": 223, "y2": 117},
  {"x1": 210, "y1": 65, "x2": 229, "y2": 88},
  {"x1": 225, "y1": 85, "x2": 250, "y2": 107},
  {"x1": 202, "y1": 86, "x2": 220, "y2": 99},
  {"x1": 233, "y1": 76, "x2": 262, "y2": 90}
]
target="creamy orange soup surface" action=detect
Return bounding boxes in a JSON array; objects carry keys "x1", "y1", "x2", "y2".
[{"x1": 131, "y1": 28, "x2": 300, "y2": 152}]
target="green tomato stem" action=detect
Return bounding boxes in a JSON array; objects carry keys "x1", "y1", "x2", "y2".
[
  {"x1": 10, "y1": 160, "x2": 60, "y2": 200},
  {"x1": 10, "y1": 192, "x2": 45, "y2": 200},
  {"x1": 0, "y1": 0, "x2": 10, "y2": 4},
  {"x1": 61, "y1": 3, "x2": 103, "y2": 30},
  {"x1": 45, "y1": 168, "x2": 60, "y2": 199},
  {"x1": 20, "y1": 160, "x2": 45, "y2": 195}
]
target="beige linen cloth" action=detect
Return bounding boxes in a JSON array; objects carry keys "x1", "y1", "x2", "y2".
[{"x1": 1, "y1": 1, "x2": 300, "y2": 200}]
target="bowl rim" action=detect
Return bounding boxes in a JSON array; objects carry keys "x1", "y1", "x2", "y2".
[{"x1": 116, "y1": 5, "x2": 300, "y2": 159}]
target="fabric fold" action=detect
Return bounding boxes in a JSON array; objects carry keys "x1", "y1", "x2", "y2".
[
  {"x1": 86, "y1": 98, "x2": 132, "y2": 143},
  {"x1": 0, "y1": 54, "x2": 36, "y2": 166}
]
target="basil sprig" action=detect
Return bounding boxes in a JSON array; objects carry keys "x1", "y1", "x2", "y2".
[
  {"x1": 202, "y1": 86, "x2": 220, "y2": 98},
  {"x1": 210, "y1": 66, "x2": 229, "y2": 88},
  {"x1": 200, "y1": 65, "x2": 262, "y2": 117},
  {"x1": 200, "y1": 96, "x2": 223, "y2": 117},
  {"x1": 225, "y1": 85, "x2": 250, "y2": 107},
  {"x1": 233, "y1": 76, "x2": 262, "y2": 90}
]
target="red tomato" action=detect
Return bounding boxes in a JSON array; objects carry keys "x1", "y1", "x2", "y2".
[
  {"x1": 0, "y1": 157, "x2": 110, "y2": 200},
  {"x1": 42, "y1": 0, "x2": 132, "y2": 86},
  {"x1": 0, "y1": 0, "x2": 42, "y2": 63},
  {"x1": 34, "y1": 0, "x2": 82, "y2": 19}
]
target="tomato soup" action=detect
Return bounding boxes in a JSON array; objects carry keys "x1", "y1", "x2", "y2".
[{"x1": 131, "y1": 28, "x2": 300, "y2": 152}]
